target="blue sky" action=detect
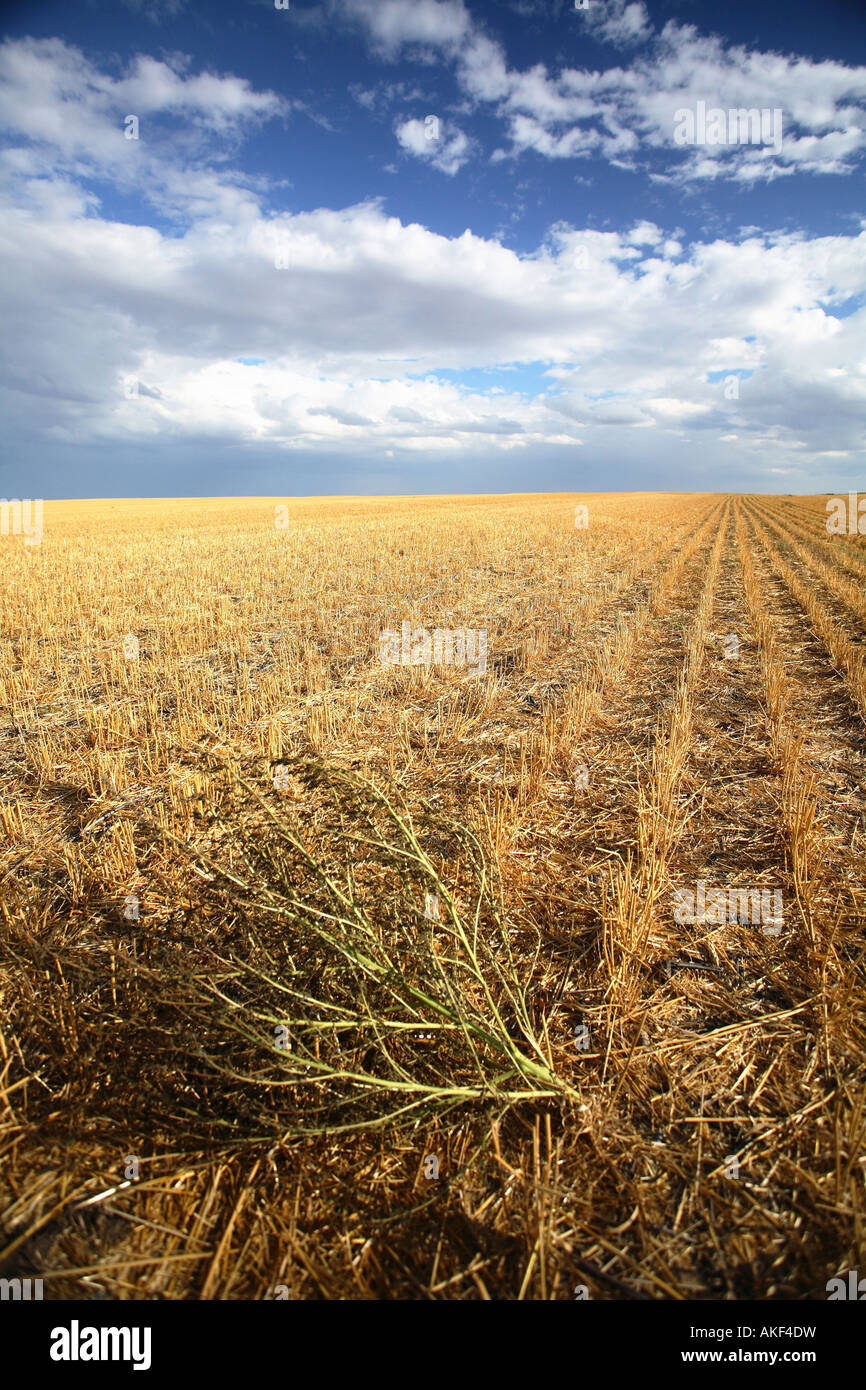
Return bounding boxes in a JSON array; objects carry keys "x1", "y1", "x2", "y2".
[{"x1": 1, "y1": 0, "x2": 864, "y2": 498}]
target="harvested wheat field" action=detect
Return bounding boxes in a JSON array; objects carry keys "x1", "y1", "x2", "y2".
[{"x1": 1, "y1": 490, "x2": 865, "y2": 1302}]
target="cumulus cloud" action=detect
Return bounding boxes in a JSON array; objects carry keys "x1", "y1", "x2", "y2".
[
  {"x1": 338, "y1": 0, "x2": 472, "y2": 57},
  {"x1": 395, "y1": 115, "x2": 472, "y2": 173},
  {"x1": 585, "y1": 0, "x2": 653, "y2": 48},
  {"x1": 0, "y1": 36, "x2": 288, "y2": 216},
  {"x1": 338, "y1": 0, "x2": 866, "y2": 183},
  {"x1": 1, "y1": 176, "x2": 863, "y2": 473},
  {"x1": 0, "y1": 36, "x2": 864, "y2": 493}
]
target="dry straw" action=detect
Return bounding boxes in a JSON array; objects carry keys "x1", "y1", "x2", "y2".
[{"x1": 161, "y1": 757, "x2": 577, "y2": 1138}]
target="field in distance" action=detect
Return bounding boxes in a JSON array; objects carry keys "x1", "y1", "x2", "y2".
[{"x1": 1, "y1": 491, "x2": 864, "y2": 1299}]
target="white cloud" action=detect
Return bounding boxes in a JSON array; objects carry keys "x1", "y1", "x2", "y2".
[
  {"x1": 0, "y1": 38, "x2": 863, "y2": 491},
  {"x1": 585, "y1": 1, "x2": 653, "y2": 48},
  {"x1": 626, "y1": 221, "x2": 664, "y2": 247},
  {"x1": 1, "y1": 173, "x2": 863, "y2": 471},
  {"x1": 0, "y1": 37, "x2": 287, "y2": 216},
  {"x1": 340, "y1": 0, "x2": 866, "y2": 183},
  {"x1": 339, "y1": 0, "x2": 471, "y2": 57},
  {"x1": 395, "y1": 116, "x2": 472, "y2": 174}
]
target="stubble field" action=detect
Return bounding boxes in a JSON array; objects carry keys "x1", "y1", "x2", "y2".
[{"x1": 1, "y1": 490, "x2": 864, "y2": 1300}]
